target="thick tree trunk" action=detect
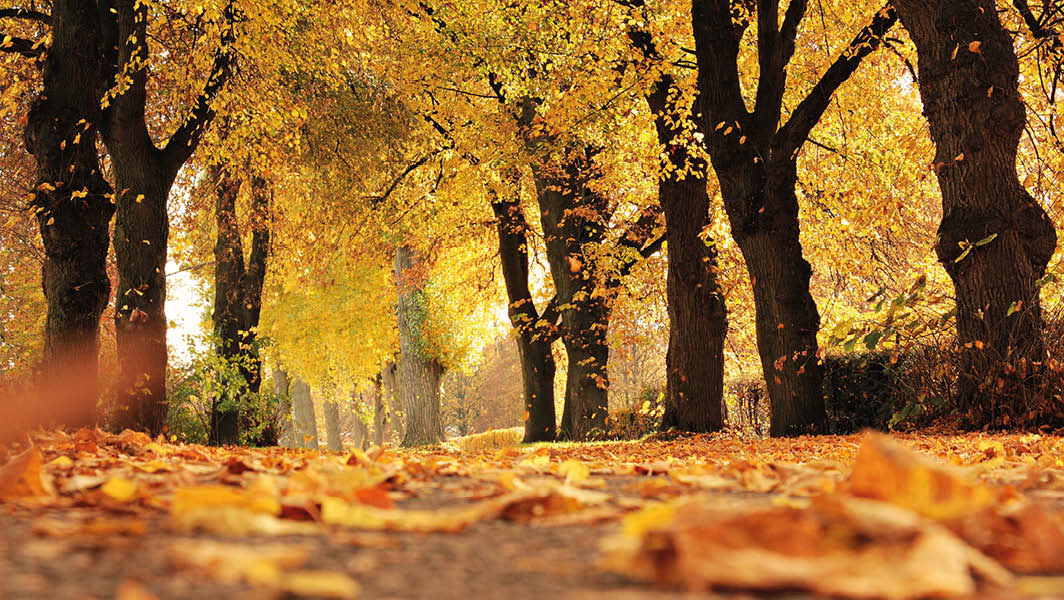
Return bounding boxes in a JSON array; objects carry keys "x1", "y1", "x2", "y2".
[
  {"x1": 893, "y1": 0, "x2": 1057, "y2": 426},
  {"x1": 324, "y1": 400, "x2": 342, "y2": 451},
  {"x1": 99, "y1": 0, "x2": 233, "y2": 434},
  {"x1": 533, "y1": 153, "x2": 610, "y2": 440},
  {"x1": 717, "y1": 161, "x2": 827, "y2": 436},
  {"x1": 290, "y1": 379, "x2": 319, "y2": 449},
  {"x1": 395, "y1": 246, "x2": 445, "y2": 446},
  {"x1": 21, "y1": 0, "x2": 114, "y2": 427},
  {"x1": 272, "y1": 367, "x2": 295, "y2": 447},
  {"x1": 644, "y1": 70, "x2": 727, "y2": 433},
  {"x1": 689, "y1": 1, "x2": 895, "y2": 436},
  {"x1": 110, "y1": 166, "x2": 172, "y2": 434},
  {"x1": 490, "y1": 190, "x2": 557, "y2": 442}
]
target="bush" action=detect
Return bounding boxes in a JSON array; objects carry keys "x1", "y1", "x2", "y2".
[
  {"x1": 607, "y1": 385, "x2": 663, "y2": 440},
  {"x1": 451, "y1": 427, "x2": 523, "y2": 451},
  {"x1": 166, "y1": 333, "x2": 287, "y2": 446},
  {"x1": 726, "y1": 378, "x2": 769, "y2": 437},
  {"x1": 821, "y1": 352, "x2": 906, "y2": 433}
]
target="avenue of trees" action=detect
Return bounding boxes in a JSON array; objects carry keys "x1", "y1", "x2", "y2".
[{"x1": 1, "y1": 0, "x2": 1062, "y2": 447}]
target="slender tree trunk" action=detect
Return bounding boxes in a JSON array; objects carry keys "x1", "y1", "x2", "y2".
[
  {"x1": 20, "y1": 0, "x2": 114, "y2": 428},
  {"x1": 395, "y1": 246, "x2": 445, "y2": 446},
  {"x1": 643, "y1": 64, "x2": 727, "y2": 433},
  {"x1": 374, "y1": 370, "x2": 388, "y2": 447},
  {"x1": 209, "y1": 168, "x2": 271, "y2": 446},
  {"x1": 324, "y1": 399, "x2": 342, "y2": 451},
  {"x1": 893, "y1": 0, "x2": 1058, "y2": 426},
  {"x1": 490, "y1": 188, "x2": 557, "y2": 442},
  {"x1": 210, "y1": 167, "x2": 242, "y2": 445},
  {"x1": 290, "y1": 379, "x2": 318, "y2": 449},
  {"x1": 534, "y1": 152, "x2": 610, "y2": 440},
  {"x1": 272, "y1": 366, "x2": 295, "y2": 447}
]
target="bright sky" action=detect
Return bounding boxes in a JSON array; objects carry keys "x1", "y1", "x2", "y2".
[{"x1": 165, "y1": 260, "x2": 207, "y2": 363}]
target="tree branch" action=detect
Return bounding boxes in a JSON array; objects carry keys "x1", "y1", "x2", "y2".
[
  {"x1": 0, "y1": 32, "x2": 40, "y2": 57},
  {"x1": 162, "y1": 1, "x2": 237, "y2": 173},
  {"x1": 776, "y1": 3, "x2": 897, "y2": 160},
  {"x1": 0, "y1": 8, "x2": 50, "y2": 23}
]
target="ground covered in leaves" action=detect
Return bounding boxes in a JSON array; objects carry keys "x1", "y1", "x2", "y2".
[{"x1": 2, "y1": 429, "x2": 1063, "y2": 599}]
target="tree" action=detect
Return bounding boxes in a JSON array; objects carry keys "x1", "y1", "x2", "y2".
[
  {"x1": 2, "y1": 2, "x2": 114, "y2": 426},
  {"x1": 892, "y1": 0, "x2": 1057, "y2": 426},
  {"x1": 394, "y1": 245, "x2": 445, "y2": 446},
  {"x1": 489, "y1": 181, "x2": 558, "y2": 442},
  {"x1": 626, "y1": 4, "x2": 728, "y2": 433},
  {"x1": 209, "y1": 165, "x2": 270, "y2": 445},
  {"x1": 323, "y1": 396, "x2": 343, "y2": 451},
  {"x1": 290, "y1": 377, "x2": 319, "y2": 449},
  {"x1": 689, "y1": 0, "x2": 896, "y2": 435},
  {"x1": 101, "y1": 0, "x2": 236, "y2": 433}
]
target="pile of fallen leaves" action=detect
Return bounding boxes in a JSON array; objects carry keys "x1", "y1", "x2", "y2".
[{"x1": 1, "y1": 428, "x2": 1063, "y2": 599}]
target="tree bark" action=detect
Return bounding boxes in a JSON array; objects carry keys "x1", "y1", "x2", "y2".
[
  {"x1": 99, "y1": 0, "x2": 234, "y2": 434},
  {"x1": 272, "y1": 366, "x2": 295, "y2": 447},
  {"x1": 533, "y1": 152, "x2": 610, "y2": 440},
  {"x1": 374, "y1": 370, "x2": 388, "y2": 447},
  {"x1": 290, "y1": 378, "x2": 318, "y2": 449},
  {"x1": 892, "y1": 0, "x2": 1057, "y2": 426},
  {"x1": 490, "y1": 187, "x2": 557, "y2": 442},
  {"x1": 17, "y1": 0, "x2": 114, "y2": 428},
  {"x1": 690, "y1": 0, "x2": 896, "y2": 435},
  {"x1": 634, "y1": 27, "x2": 728, "y2": 433},
  {"x1": 324, "y1": 399, "x2": 342, "y2": 451},
  {"x1": 394, "y1": 246, "x2": 445, "y2": 446}
]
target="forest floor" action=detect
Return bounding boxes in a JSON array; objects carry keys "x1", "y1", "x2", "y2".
[{"x1": 1, "y1": 428, "x2": 1063, "y2": 600}]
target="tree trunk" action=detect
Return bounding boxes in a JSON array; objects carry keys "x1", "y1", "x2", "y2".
[
  {"x1": 110, "y1": 162, "x2": 172, "y2": 434},
  {"x1": 689, "y1": 0, "x2": 895, "y2": 436},
  {"x1": 643, "y1": 64, "x2": 727, "y2": 434},
  {"x1": 395, "y1": 246, "x2": 445, "y2": 446},
  {"x1": 717, "y1": 161, "x2": 828, "y2": 436},
  {"x1": 324, "y1": 399, "x2": 342, "y2": 451},
  {"x1": 209, "y1": 167, "x2": 271, "y2": 446},
  {"x1": 210, "y1": 166, "x2": 242, "y2": 445},
  {"x1": 893, "y1": 0, "x2": 1058, "y2": 426},
  {"x1": 290, "y1": 378, "x2": 318, "y2": 449},
  {"x1": 272, "y1": 366, "x2": 295, "y2": 447},
  {"x1": 533, "y1": 152, "x2": 610, "y2": 441},
  {"x1": 374, "y1": 370, "x2": 388, "y2": 447},
  {"x1": 490, "y1": 188, "x2": 557, "y2": 442},
  {"x1": 21, "y1": 0, "x2": 114, "y2": 428},
  {"x1": 99, "y1": 0, "x2": 234, "y2": 434}
]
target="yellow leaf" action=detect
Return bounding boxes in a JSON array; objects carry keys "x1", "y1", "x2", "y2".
[
  {"x1": 101, "y1": 477, "x2": 138, "y2": 502},
  {"x1": 557, "y1": 459, "x2": 590, "y2": 483},
  {"x1": 171, "y1": 484, "x2": 280, "y2": 516},
  {"x1": 968, "y1": 41, "x2": 982, "y2": 54},
  {"x1": 47, "y1": 455, "x2": 74, "y2": 469},
  {"x1": 281, "y1": 571, "x2": 360, "y2": 599}
]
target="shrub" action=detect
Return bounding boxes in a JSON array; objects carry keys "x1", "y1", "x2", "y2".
[
  {"x1": 820, "y1": 352, "x2": 906, "y2": 433},
  {"x1": 607, "y1": 385, "x2": 663, "y2": 440},
  {"x1": 451, "y1": 427, "x2": 523, "y2": 451}
]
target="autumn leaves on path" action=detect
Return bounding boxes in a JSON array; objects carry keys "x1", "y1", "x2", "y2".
[{"x1": 1, "y1": 431, "x2": 1063, "y2": 599}]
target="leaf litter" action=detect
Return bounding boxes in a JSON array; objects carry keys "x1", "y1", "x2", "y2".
[{"x1": 0, "y1": 428, "x2": 1062, "y2": 599}]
